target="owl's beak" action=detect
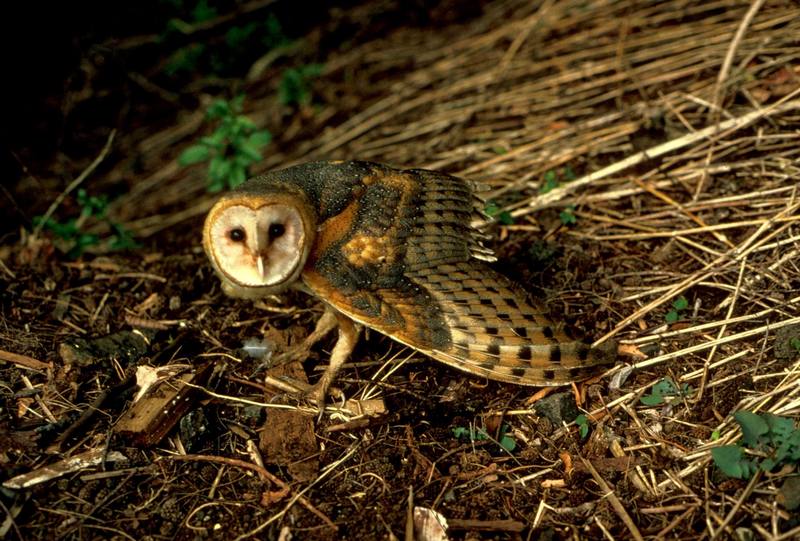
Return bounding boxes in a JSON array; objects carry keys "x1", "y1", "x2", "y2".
[
  {"x1": 256, "y1": 256, "x2": 267, "y2": 280},
  {"x1": 253, "y1": 227, "x2": 268, "y2": 280}
]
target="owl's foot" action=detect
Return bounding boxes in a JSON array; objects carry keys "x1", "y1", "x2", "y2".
[
  {"x1": 308, "y1": 315, "x2": 361, "y2": 413},
  {"x1": 272, "y1": 308, "x2": 339, "y2": 367}
]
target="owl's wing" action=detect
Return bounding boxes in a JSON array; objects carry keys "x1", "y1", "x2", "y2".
[{"x1": 302, "y1": 164, "x2": 615, "y2": 386}]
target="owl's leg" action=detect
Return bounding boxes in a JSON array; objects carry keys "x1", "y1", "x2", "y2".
[
  {"x1": 308, "y1": 313, "x2": 361, "y2": 410},
  {"x1": 299, "y1": 307, "x2": 339, "y2": 353},
  {"x1": 273, "y1": 307, "x2": 339, "y2": 366}
]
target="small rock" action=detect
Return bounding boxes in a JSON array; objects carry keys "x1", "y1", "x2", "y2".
[{"x1": 533, "y1": 392, "x2": 579, "y2": 427}]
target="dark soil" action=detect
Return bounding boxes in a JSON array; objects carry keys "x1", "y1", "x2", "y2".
[{"x1": 3, "y1": 1, "x2": 799, "y2": 540}]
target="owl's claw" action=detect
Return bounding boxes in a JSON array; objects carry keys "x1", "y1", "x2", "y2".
[
  {"x1": 307, "y1": 314, "x2": 360, "y2": 418},
  {"x1": 304, "y1": 380, "x2": 344, "y2": 418}
]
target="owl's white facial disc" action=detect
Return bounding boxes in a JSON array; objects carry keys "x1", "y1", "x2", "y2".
[{"x1": 207, "y1": 204, "x2": 307, "y2": 289}]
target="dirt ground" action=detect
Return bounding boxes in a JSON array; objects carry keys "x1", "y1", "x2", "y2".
[{"x1": 2, "y1": 0, "x2": 800, "y2": 539}]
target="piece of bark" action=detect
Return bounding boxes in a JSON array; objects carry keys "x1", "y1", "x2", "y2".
[{"x1": 114, "y1": 362, "x2": 214, "y2": 446}]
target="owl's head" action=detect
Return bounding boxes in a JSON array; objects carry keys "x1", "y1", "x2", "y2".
[{"x1": 203, "y1": 187, "x2": 316, "y2": 298}]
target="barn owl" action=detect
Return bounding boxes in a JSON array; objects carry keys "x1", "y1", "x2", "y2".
[{"x1": 203, "y1": 161, "x2": 616, "y2": 406}]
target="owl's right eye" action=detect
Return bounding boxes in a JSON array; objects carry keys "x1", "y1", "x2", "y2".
[{"x1": 228, "y1": 228, "x2": 246, "y2": 242}]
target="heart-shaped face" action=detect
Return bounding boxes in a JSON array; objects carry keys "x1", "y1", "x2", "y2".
[{"x1": 203, "y1": 196, "x2": 314, "y2": 297}]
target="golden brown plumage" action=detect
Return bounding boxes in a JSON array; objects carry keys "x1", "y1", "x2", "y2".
[{"x1": 203, "y1": 161, "x2": 616, "y2": 402}]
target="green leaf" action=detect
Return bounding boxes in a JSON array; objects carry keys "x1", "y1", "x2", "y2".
[
  {"x1": 229, "y1": 165, "x2": 247, "y2": 189},
  {"x1": 206, "y1": 99, "x2": 231, "y2": 119},
  {"x1": 279, "y1": 66, "x2": 320, "y2": 106},
  {"x1": 791, "y1": 337, "x2": 800, "y2": 353},
  {"x1": 665, "y1": 310, "x2": 680, "y2": 324},
  {"x1": 108, "y1": 223, "x2": 140, "y2": 251},
  {"x1": 711, "y1": 430, "x2": 721, "y2": 441},
  {"x1": 563, "y1": 165, "x2": 576, "y2": 181},
  {"x1": 484, "y1": 201, "x2": 500, "y2": 216},
  {"x1": 672, "y1": 296, "x2": 689, "y2": 311},
  {"x1": 654, "y1": 379, "x2": 677, "y2": 394},
  {"x1": 207, "y1": 177, "x2": 226, "y2": 193},
  {"x1": 735, "y1": 411, "x2": 770, "y2": 447},
  {"x1": 200, "y1": 131, "x2": 226, "y2": 149},
  {"x1": 230, "y1": 94, "x2": 246, "y2": 113},
  {"x1": 208, "y1": 156, "x2": 232, "y2": 184},
  {"x1": 712, "y1": 445, "x2": 754, "y2": 479},
  {"x1": 225, "y1": 22, "x2": 257, "y2": 49},
  {"x1": 235, "y1": 115, "x2": 257, "y2": 131},
  {"x1": 640, "y1": 394, "x2": 665, "y2": 406},
  {"x1": 575, "y1": 414, "x2": 589, "y2": 439},
  {"x1": 540, "y1": 176, "x2": 559, "y2": 194},
  {"x1": 765, "y1": 414, "x2": 795, "y2": 442},
  {"x1": 236, "y1": 141, "x2": 263, "y2": 163},
  {"x1": 761, "y1": 457, "x2": 777, "y2": 472},
  {"x1": 191, "y1": 0, "x2": 217, "y2": 22},
  {"x1": 178, "y1": 144, "x2": 211, "y2": 166},
  {"x1": 499, "y1": 434, "x2": 516, "y2": 452},
  {"x1": 497, "y1": 211, "x2": 514, "y2": 225},
  {"x1": 301, "y1": 63, "x2": 324, "y2": 77},
  {"x1": 248, "y1": 130, "x2": 272, "y2": 149},
  {"x1": 77, "y1": 189, "x2": 108, "y2": 217},
  {"x1": 164, "y1": 44, "x2": 205, "y2": 76},
  {"x1": 262, "y1": 14, "x2": 289, "y2": 48},
  {"x1": 452, "y1": 426, "x2": 490, "y2": 442},
  {"x1": 641, "y1": 378, "x2": 682, "y2": 406},
  {"x1": 47, "y1": 219, "x2": 79, "y2": 240},
  {"x1": 559, "y1": 208, "x2": 577, "y2": 225}
]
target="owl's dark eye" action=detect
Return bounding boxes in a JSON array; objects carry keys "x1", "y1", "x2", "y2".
[
  {"x1": 268, "y1": 223, "x2": 285, "y2": 239},
  {"x1": 228, "y1": 228, "x2": 246, "y2": 242}
]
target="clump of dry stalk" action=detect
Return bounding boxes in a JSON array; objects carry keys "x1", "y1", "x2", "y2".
[{"x1": 51, "y1": 0, "x2": 800, "y2": 537}]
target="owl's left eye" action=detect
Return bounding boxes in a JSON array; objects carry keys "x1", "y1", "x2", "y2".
[
  {"x1": 268, "y1": 223, "x2": 285, "y2": 239},
  {"x1": 228, "y1": 228, "x2": 246, "y2": 242}
]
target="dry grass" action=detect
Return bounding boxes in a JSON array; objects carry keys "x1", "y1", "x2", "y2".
[
  {"x1": 264, "y1": 1, "x2": 798, "y2": 536},
  {"x1": 6, "y1": 0, "x2": 800, "y2": 538},
  {"x1": 126, "y1": 0, "x2": 800, "y2": 537}
]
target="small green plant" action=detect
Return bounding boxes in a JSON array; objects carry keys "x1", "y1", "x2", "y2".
[
  {"x1": 279, "y1": 64, "x2": 323, "y2": 107},
  {"x1": 484, "y1": 201, "x2": 514, "y2": 225},
  {"x1": 164, "y1": 43, "x2": 206, "y2": 76},
  {"x1": 34, "y1": 189, "x2": 139, "y2": 258},
  {"x1": 179, "y1": 96, "x2": 272, "y2": 192},
  {"x1": 712, "y1": 411, "x2": 800, "y2": 479},
  {"x1": 540, "y1": 169, "x2": 560, "y2": 194},
  {"x1": 539, "y1": 166, "x2": 577, "y2": 194},
  {"x1": 452, "y1": 424, "x2": 516, "y2": 452},
  {"x1": 640, "y1": 378, "x2": 693, "y2": 406},
  {"x1": 574, "y1": 414, "x2": 590, "y2": 439},
  {"x1": 790, "y1": 337, "x2": 800, "y2": 354},
  {"x1": 163, "y1": 7, "x2": 289, "y2": 76},
  {"x1": 191, "y1": 0, "x2": 217, "y2": 21},
  {"x1": 665, "y1": 296, "x2": 689, "y2": 324},
  {"x1": 559, "y1": 205, "x2": 577, "y2": 226}
]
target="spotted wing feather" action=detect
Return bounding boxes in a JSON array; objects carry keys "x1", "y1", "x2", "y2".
[{"x1": 300, "y1": 162, "x2": 615, "y2": 386}]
